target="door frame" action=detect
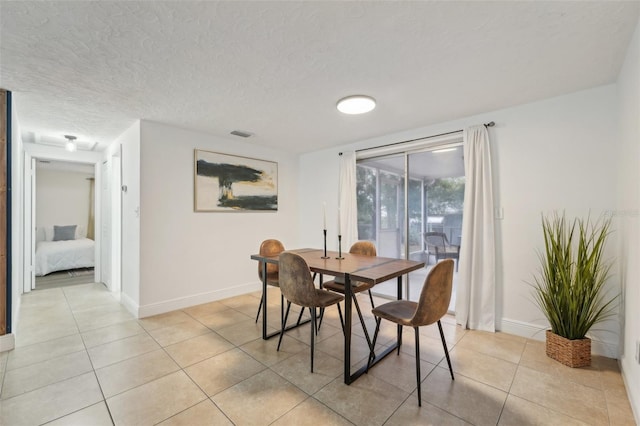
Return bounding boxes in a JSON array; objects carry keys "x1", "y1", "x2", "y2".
[
  {"x1": 21, "y1": 143, "x2": 102, "y2": 293},
  {"x1": 103, "y1": 150, "x2": 122, "y2": 294}
]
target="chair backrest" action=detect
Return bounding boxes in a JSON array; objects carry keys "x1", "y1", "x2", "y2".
[
  {"x1": 411, "y1": 259, "x2": 454, "y2": 327},
  {"x1": 425, "y1": 232, "x2": 448, "y2": 249},
  {"x1": 350, "y1": 241, "x2": 377, "y2": 257},
  {"x1": 278, "y1": 252, "x2": 319, "y2": 308},
  {"x1": 331, "y1": 241, "x2": 377, "y2": 285},
  {"x1": 258, "y1": 239, "x2": 285, "y2": 280}
]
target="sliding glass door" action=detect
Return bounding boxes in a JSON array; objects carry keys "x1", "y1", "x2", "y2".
[
  {"x1": 357, "y1": 154, "x2": 405, "y2": 260},
  {"x1": 356, "y1": 144, "x2": 464, "y2": 310}
]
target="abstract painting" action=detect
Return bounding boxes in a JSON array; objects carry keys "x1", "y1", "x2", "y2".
[{"x1": 194, "y1": 149, "x2": 278, "y2": 211}]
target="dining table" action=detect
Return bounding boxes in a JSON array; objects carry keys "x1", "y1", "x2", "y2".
[{"x1": 251, "y1": 247, "x2": 425, "y2": 385}]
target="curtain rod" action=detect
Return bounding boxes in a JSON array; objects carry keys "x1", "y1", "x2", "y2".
[{"x1": 339, "y1": 121, "x2": 494, "y2": 156}]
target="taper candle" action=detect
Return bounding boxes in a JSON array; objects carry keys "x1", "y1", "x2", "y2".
[
  {"x1": 338, "y1": 208, "x2": 341, "y2": 236},
  {"x1": 323, "y1": 202, "x2": 327, "y2": 230}
]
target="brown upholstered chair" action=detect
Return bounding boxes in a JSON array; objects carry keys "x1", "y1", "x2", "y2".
[
  {"x1": 425, "y1": 232, "x2": 460, "y2": 271},
  {"x1": 368, "y1": 259, "x2": 455, "y2": 406},
  {"x1": 321, "y1": 241, "x2": 377, "y2": 345},
  {"x1": 277, "y1": 252, "x2": 344, "y2": 372},
  {"x1": 255, "y1": 239, "x2": 285, "y2": 323}
]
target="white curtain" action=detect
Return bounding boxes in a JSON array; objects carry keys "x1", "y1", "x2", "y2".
[
  {"x1": 456, "y1": 125, "x2": 496, "y2": 332},
  {"x1": 339, "y1": 151, "x2": 358, "y2": 249}
]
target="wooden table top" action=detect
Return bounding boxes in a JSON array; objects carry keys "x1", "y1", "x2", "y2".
[{"x1": 251, "y1": 248, "x2": 425, "y2": 284}]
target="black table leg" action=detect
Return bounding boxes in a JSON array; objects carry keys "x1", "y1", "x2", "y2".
[
  {"x1": 261, "y1": 261, "x2": 269, "y2": 340},
  {"x1": 344, "y1": 273, "x2": 353, "y2": 384},
  {"x1": 347, "y1": 275, "x2": 404, "y2": 383},
  {"x1": 397, "y1": 275, "x2": 402, "y2": 345}
]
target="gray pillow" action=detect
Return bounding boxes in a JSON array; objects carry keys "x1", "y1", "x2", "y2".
[{"x1": 53, "y1": 225, "x2": 77, "y2": 241}]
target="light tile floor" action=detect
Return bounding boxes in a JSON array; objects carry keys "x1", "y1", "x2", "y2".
[{"x1": 0, "y1": 282, "x2": 636, "y2": 425}]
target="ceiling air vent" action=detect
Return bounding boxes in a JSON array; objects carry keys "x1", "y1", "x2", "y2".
[{"x1": 230, "y1": 130, "x2": 253, "y2": 138}]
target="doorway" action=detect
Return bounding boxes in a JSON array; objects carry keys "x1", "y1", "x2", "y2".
[
  {"x1": 356, "y1": 143, "x2": 465, "y2": 311},
  {"x1": 21, "y1": 146, "x2": 104, "y2": 294},
  {"x1": 32, "y1": 159, "x2": 97, "y2": 291}
]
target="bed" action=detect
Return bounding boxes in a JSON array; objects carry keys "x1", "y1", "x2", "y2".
[{"x1": 35, "y1": 225, "x2": 95, "y2": 276}]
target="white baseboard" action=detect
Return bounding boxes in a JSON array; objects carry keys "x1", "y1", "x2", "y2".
[
  {"x1": 499, "y1": 318, "x2": 547, "y2": 341},
  {"x1": 120, "y1": 292, "x2": 140, "y2": 318},
  {"x1": 499, "y1": 317, "x2": 619, "y2": 358},
  {"x1": 0, "y1": 333, "x2": 15, "y2": 352},
  {"x1": 137, "y1": 282, "x2": 260, "y2": 319},
  {"x1": 110, "y1": 290, "x2": 122, "y2": 302}
]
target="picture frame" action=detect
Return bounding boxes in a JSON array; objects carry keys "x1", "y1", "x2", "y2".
[{"x1": 194, "y1": 149, "x2": 278, "y2": 212}]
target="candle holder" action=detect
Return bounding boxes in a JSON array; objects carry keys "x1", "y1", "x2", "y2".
[
  {"x1": 321, "y1": 229, "x2": 330, "y2": 259},
  {"x1": 336, "y1": 234, "x2": 344, "y2": 259}
]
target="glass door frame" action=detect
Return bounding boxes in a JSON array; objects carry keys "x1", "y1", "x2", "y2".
[{"x1": 357, "y1": 139, "x2": 464, "y2": 301}]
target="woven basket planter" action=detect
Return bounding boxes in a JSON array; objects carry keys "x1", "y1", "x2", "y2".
[{"x1": 545, "y1": 330, "x2": 591, "y2": 368}]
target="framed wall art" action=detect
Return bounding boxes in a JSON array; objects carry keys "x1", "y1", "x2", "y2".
[{"x1": 194, "y1": 149, "x2": 278, "y2": 212}]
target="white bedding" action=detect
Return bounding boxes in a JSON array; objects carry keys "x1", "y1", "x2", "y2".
[{"x1": 35, "y1": 238, "x2": 95, "y2": 276}]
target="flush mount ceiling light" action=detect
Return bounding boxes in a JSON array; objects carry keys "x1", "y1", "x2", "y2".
[
  {"x1": 336, "y1": 95, "x2": 376, "y2": 115},
  {"x1": 64, "y1": 135, "x2": 77, "y2": 152}
]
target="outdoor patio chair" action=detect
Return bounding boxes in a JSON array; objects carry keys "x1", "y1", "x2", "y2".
[{"x1": 424, "y1": 231, "x2": 460, "y2": 271}]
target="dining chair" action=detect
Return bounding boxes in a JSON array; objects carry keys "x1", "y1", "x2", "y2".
[
  {"x1": 255, "y1": 239, "x2": 285, "y2": 323},
  {"x1": 321, "y1": 241, "x2": 377, "y2": 346},
  {"x1": 367, "y1": 258, "x2": 455, "y2": 406},
  {"x1": 277, "y1": 251, "x2": 344, "y2": 372}
]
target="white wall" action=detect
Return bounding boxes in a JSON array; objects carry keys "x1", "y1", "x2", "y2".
[
  {"x1": 616, "y1": 18, "x2": 640, "y2": 422},
  {"x1": 136, "y1": 121, "x2": 299, "y2": 317},
  {"x1": 35, "y1": 168, "x2": 93, "y2": 235},
  {"x1": 299, "y1": 84, "x2": 621, "y2": 356}
]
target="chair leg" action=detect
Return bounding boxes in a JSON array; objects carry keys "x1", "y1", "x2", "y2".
[
  {"x1": 336, "y1": 302, "x2": 345, "y2": 335},
  {"x1": 415, "y1": 327, "x2": 422, "y2": 407},
  {"x1": 277, "y1": 301, "x2": 292, "y2": 352},
  {"x1": 310, "y1": 306, "x2": 316, "y2": 373},
  {"x1": 367, "y1": 289, "x2": 375, "y2": 309},
  {"x1": 397, "y1": 325, "x2": 403, "y2": 355},
  {"x1": 255, "y1": 297, "x2": 263, "y2": 323},
  {"x1": 295, "y1": 307, "x2": 305, "y2": 326},
  {"x1": 280, "y1": 294, "x2": 284, "y2": 332},
  {"x1": 317, "y1": 307, "x2": 325, "y2": 330},
  {"x1": 438, "y1": 320, "x2": 455, "y2": 380},
  {"x1": 367, "y1": 317, "x2": 382, "y2": 371}
]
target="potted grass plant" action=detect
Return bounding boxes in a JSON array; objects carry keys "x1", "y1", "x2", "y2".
[{"x1": 531, "y1": 213, "x2": 617, "y2": 367}]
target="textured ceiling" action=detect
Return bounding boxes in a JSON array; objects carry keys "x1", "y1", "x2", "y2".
[{"x1": 1, "y1": 1, "x2": 639, "y2": 153}]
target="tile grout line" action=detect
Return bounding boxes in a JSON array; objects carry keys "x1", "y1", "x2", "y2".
[
  {"x1": 494, "y1": 340, "x2": 529, "y2": 425},
  {"x1": 63, "y1": 283, "x2": 117, "y2": 426},
  {"x1": 0, "y1": 349, "x2": 8, "y2": 400},
  {"x1": 499, "y1": 339, "x2": 614, "y2": 425},
  {"x1": 6, "y1": 285, "x2": 115, "y2": 425},
  {"x1": 152, "y1": 306, "x2": 237, "y2": 425},
  {"x1": 6, "y1": 283, "x2": 632, "y2": 426},
  {"x1": 203, "y1": 299, "x2": 353, "y2": 425}
]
